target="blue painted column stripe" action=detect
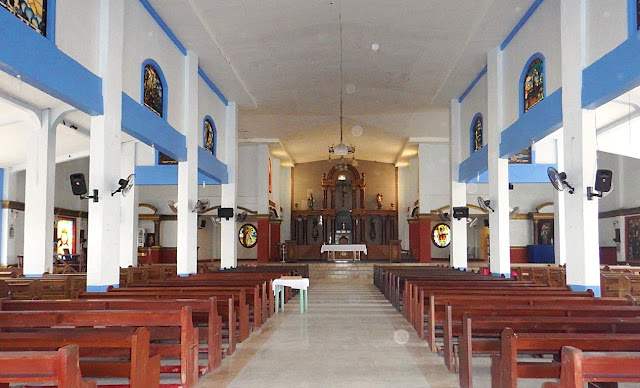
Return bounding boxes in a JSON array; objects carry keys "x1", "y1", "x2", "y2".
[
  {"x1": 0, "y1": 9, "x2": 103, "y2": 115},
  {"x1": 86, "y1": 284, "x2": 119, "y2": 292},
  {"x1": 569, "y1": 284, "x2": 601, "y2": 297}
]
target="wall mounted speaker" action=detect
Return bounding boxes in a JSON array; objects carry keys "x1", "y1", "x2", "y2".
[
  {"x1": 594, "y1": 169, "x2": 613, "y2": 193},
  {"x1": 218, "y1": 207, "x2": 234, "y2": 220},
  {"x1": 200, "y1": 219, "x2": 207, "y2": 229},
  {"x1": 70, "y1": 173, "x2": 88, "y2": 196}
]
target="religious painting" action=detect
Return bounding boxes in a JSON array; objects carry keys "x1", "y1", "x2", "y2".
[
  {"x1": 143, "y1": 64, "x2": 164, "y2": 117},
  {"x1": 204, "y1": 118, "x2": 215, "y2": 155},
  {"x1": 509, "y1": 147, "x2": 532, "y2": 164},
  {"x1": 523, "y1": 57, "x2": 544, "y2": 113},
  {"x1": 537, "y1": 219, "x2": 554, "y2": 245},
  {"x1": 239, "y1": 224, "x2": 258, "y2": 248},
  {"x1": 158, "y1": 152, "x2": 177, "y2": 165},
  {"x1": 56, "y1": 218, "x2": 75, "y2": 255},
  {"x1": 432, "y1": 223, "x2": 451, "y2": 248},
  {"x1": 626, "y1": 215, "x2": 640, "y2": 261},
  {"x1": 1, "y1": 0, "x2": 47, "y2": 36},
  {"x1": 472, "y1": 114, "x2": 483, "y2": 152}
]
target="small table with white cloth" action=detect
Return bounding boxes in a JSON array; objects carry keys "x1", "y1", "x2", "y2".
[
  {"x1": 320, "y1": 244, "x2": 368, "y2": 261},
  {"x1": 272, "y1": 278, "x2": 310, "y2": 314}
]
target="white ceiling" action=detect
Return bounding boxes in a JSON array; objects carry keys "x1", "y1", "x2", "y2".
[{"x1": 149, "y1": 0, "x2": 538, "y2": 164}]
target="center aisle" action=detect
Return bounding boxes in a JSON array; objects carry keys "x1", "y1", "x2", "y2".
[{"x1": 197, "y1": 272, "x2": 459, "y2": 387}]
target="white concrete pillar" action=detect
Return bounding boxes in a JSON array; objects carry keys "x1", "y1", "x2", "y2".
[
  {"x1": 220, "y1": 102, "x2": 238, "y2": 268},
  {"x1": 177, "y1": 51, "x2": 199, "y2": 276},
  {"x1": 554, "y1": 134, "x2": 567, "y2": 266},
  {"x1": 561, "y1": 0, "x2": 600, "y2": 294},
  {"x1": 397, "y1": 166, "x2": 409, "y2": 251},
  {"x1": 87, "y1": 0, "x2": 124, "y2": 290},
  {"x1": 256, "y1": 144, "x2": 270, "y2": 215},
  {"x1": 23, "y1": 110, "x2": 55, "y2": 276},
  {"x1": 119, "y1": 141, "x2": 138, "y2": 268},
  {"x1": 450, "y1": 99, "x2": 468, "y2": 269},
  {"x1": 487, "y1": 47, "x2": 510, "y2": 277},
  {"x1": 280, "y1": 165, "x2": 292, "y2": 242},
  {"x1": 0, "y1": 169, "x2": 7, "y2": 266}
]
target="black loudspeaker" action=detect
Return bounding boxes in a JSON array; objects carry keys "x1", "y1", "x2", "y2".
[
  {"x1": 200, "y1": 219, "x2": 206, "y2": 229},
  {"x1": 452, "y1": 206, "x2": 469, "y2": 220},
  {"x1": 218, "y1": 207, "x2": 234, "y2": 220},
  {"x1": 594, "y1": 169, "x2": 613, "y2": 193},
  {"x1": 70, "y1": 173, "x2": 88, "y2": 196},
  {"x1": 484, "y1": 219, "x2": 490, "y2": 227}
]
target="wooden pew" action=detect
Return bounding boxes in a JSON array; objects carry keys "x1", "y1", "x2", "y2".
[
  {"x1": 543, "y1": 346, "x2": 640, "y2": 388},
  {"x1": 493, "y1": 329, "x2": 640, "y2": 388},
  {"x1": 0, "y1": 345, "x2": 96, "y2": 388},
  {"x1": 0, "y1": 308, "x2": 199, "y2": 387},
  {"x1": 458, "y1": 315, "x2": 640, "y2": 388},
  {"x1": 443, "y1": 302, "x2": 640, "y2": 373},
  {"x1": 0, "y1": 297, "x2": 222, "y2": 372},
  {"x1": 0, "y1": 327, "x2": 159, "y2": 388}
]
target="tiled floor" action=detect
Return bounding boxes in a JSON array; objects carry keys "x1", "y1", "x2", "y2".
[{"x1": 197, "y1": 277, "x2": 460, "y2": 388}]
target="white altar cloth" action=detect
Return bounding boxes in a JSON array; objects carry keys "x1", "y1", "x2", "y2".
[{"x1": 320, "y1": 244, "x2": 368, "y2": 254}]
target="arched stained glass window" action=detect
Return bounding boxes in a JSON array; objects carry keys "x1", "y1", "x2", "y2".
[
  {"x1": 143, "y1": 64, "x2": 164, "y2": 118},
  {"x1": 523, "y1": 57, "x2": 544, "y2": 113},
  {"x1": 1, "y1": 0, "x2": 47, "y2": 36},
  {"x1": 204, "y1": 118, "x2": 215, "y2": 155},
  {"x1": 472, "y1": 114, "x2": 483, "y2": 153}
]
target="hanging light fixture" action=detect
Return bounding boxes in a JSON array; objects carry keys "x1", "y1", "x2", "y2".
[{"x1": 329, "y1": 5, "x2": 355, "y2": 160}]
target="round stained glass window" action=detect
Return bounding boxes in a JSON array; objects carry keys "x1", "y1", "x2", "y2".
[
  {"x1": 238, "y1": 224, "x2": 258, "y2": 248},
  {"x1": 432, "y1": 223, "x2": 451, "y2": 248}
]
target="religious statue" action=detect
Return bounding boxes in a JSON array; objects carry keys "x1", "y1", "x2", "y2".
[
  {"x1": 376, "y1": 193, "x2": 383, "y2": 209},
  {"x1": 311, "y1": 218, "x2": 319, "y2": 241},
  {"x1": 369, "y1": 218, "x2": 377, "y2": 240},
  {"x1": 307, "y1": 192, "x2": 314, "y2": 209}
]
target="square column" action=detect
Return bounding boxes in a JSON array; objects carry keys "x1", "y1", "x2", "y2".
[
  {"x1": 220, "y1": 102, "x2": 238, "y2": 269},
  {"x1": 561, "y1": 0, "x2": 600, "y2": 294},
  {"x1": 487, "y1": 47, "x2": 510, "y2": 277},
  {"x1": 23, "y1": 110, "x2": 55, "y2": 275},
  {"x1": 177, "y1": 51, "x2": 199, "y2": 276},
  {"x1": 256, "y1": 144, "x2": 270, "y2": 263},
  {"x1": 450, "y1": 99, "x2": 467, "y2": 269},
  {"x1": 87, "y1": 0, "x2": 124, "y2": 290},
  {"x1": 119, "y1": 141, "x2": 138, "y2": 268},
  {"x1": 554, "y1": 133, "x2": 567, "y2": 266}
]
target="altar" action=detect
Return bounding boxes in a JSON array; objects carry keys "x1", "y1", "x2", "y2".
[{"x1": 320, "y1": 244, "x2": 367, "y2": 261}]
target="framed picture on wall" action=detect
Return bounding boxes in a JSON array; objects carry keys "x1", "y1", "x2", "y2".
[
  {"x1": 537, "y1": 219, "x2": 554, "y2": 245},
  {"x1": 626, "y1": 215, "x2": 640, "y2": 261}
]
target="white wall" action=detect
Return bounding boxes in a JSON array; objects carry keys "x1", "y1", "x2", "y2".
[
  {"x1": 586, "y1": 0, "x2": 628, "y2": 67},
  {"x1": 122, "y1": 0, "x2": 185, "y2": 132},
  {"x1": 55, "y1": 0, "x2": 100, "y2": 74},
  {"x1": 280, "y1": 166, "x2": 292, "y2": 242},
  {"x1": 236, "y1": 145, "x2": 260, "y2": 211},
  {"x1": 460, "y1": 74, "x2": 488, "y2": 160},
  {"x1": 54, "y1": 158, "x2": 89, "y2": 212},
  {"x1": 198, "y1": 78, "x2": 227, "y2": 154},
  {"x1": 502, "y1": 0, "x2": 562, "y2": 129}
]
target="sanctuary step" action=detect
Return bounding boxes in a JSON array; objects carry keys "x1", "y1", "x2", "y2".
[{"x1": 307, "y1": 262, "x2": 375, "y2": 281}]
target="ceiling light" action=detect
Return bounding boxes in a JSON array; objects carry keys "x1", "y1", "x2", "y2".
[{"x1": 371, "y1": 43, "x2": 380, "y2": 51}]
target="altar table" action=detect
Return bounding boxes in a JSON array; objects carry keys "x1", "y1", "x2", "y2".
[{"x1": 320, "y1": 244, "x2": 368, "y2": 261}]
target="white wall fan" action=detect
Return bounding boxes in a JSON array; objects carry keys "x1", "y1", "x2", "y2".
[
  {"x1": 547, "y1": 167, "x2": 575, "y2": 194},
  {"x1": 477, "y1": 196, "x2": 494, "y2": 212},
  {"x1": 167, "y1": 200, "x2": 178, "y2": 213},
  {"x1": 111, "y1": 174, "x2": 134, "y2": 197},
  {"x1": 192, "y1": 200, "x2": 210, "y2": 214}
]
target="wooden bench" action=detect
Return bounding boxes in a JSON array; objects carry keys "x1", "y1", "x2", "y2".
[
  {"x1": 0, "y1": 308, "x2": 199, "y2": 387},
  {"x1": 543, "y1": 346, "x2": 640, "y2": 387},
  {"x1": 492, "y1": 329, "x2": 640, "y2": 388},
  {"x1": 0, "y1": 327, "x2": 159, "y2": 388},
  {"x1": 0, "y1": 297, "x2": 222, "y2": 372},
  {"x1": 0, "y1": 345, "x2": 96, "y2": 388}
]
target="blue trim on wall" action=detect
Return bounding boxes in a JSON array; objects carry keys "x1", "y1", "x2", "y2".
[
  {"x1": 137, "y1": 0, "x2": 187, "y2": 56},
  {"x1": 458, "y1": 146, "x2": 488, "y2": 183},
  {"x1": 198, "y1": 147, "x2": 228, "y2": 184},
  {"x1": 501, "y1": 0, "x2": 545, "y2": 50},
  {"x1": 121, "y1": 93, "x2": 186, "y2": 162},
  {"x1": 492, "y1": 272, "x2": 511, "y2": 278},
  {"x1": 135, "y1": 165, "x2": 221, "y2": 185},
  {"x1": 203, "y1": 115, "x2": 217, "y2": 156},
  {"x1": 141, "y1": 59, "x2": 169, "y2": 120},
  {"x1": 509, "y1": 163, "x2": 557, "y2": 183},
  {"x1": 519, "y1": 53, "x2": 547, "y2": 116},
  {"x1": 582, "y1": 32, "x2": 640, "y2": 109},
  {"x1": 569, "y1": 284, "x2": 601, "y2": 297},
  {"x1": 628, "y1": 0, "x2": 637, "y2": 38},
  {"x1": 0, "y1": 10, "x2": 103, "y2": 115},
  {"x1": 458, "y1": 66, "x2": 487, "y2": 103},
  {"x1": 469, "y1": 113, "x2": 484, "y2": 155},
  {"x1": 23, "y1": 273, "x2": 43, "y2": 277},
  {"x1": 86, "y1": 284, "x2": 119, "y2": 293},
  {"x1": 501, "y1": 88, "x2": 562, "y2": 159},
  {"x1": 47, "y1": 0, "x2": 56, "y2": 43},
  {"x1": 198, "y1": 67, "x2": 229, "y2": 106}
]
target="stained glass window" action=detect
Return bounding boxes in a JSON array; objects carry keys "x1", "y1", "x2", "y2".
[
  {"x1": 239, "y1": 224, "x2": 258, "y2": 248},
  {"x1": 204, "y1": 118, "x2": 215, "y2": 155},
  {"x1": 523, "y1": 57, "x2": 544, "y2": 113},
  {"x1": 0, "y1": 0, "x2": 47, "y2": 36},
  {"x1": 432, "y1": 223, "x2": 451, "y2": 248},
  {"x1": 472, "y1": 115, "x2": 483, "y2": 152},
  {"x1": 143, "y1": 64, "x2": 164, "y2": 118}
]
